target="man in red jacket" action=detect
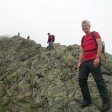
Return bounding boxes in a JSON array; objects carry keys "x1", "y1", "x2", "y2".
[
  {"x1": 47, "y1": 33, "x2": 54, "y2": 50},
  {"x1": 77, "y1": 20, "x2": 110, "y2": 111}
]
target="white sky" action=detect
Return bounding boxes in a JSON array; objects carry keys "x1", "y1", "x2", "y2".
[{"x1": 0, "y1": 0, "x2": 112, "y2": 54}]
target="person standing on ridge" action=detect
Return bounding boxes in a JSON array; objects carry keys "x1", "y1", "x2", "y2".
[
  {"x1": 47, "y1": 33, "x2": 55, "y2": 50},
  {"x1": 77, "y1": 20, "x2": 110, "y2": 112},
  {"x1": 27, "y1": 35, "x2": 30, "y2": 40},
  {"x1": 18, "y1": 33, "x2": 20, "y2": 37}
]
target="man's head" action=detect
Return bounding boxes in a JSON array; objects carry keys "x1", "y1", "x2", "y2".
[
  {"x1": 47, "y1": 33, "x2": 50, "y2": 36},
  {"x1": 82, "y1": 20, "x2": 91, "y2": 34}
]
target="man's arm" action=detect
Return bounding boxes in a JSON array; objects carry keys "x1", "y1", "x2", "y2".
[
  {"x1": 77, "y1": 47, "x2": 84, "y2": 69},
  {"x1": 47, "y1": 36, "x2": 50, "y2": 43},
  {"x1": 96, "y1": 38, "x2": 102, "y2": 58},
  {"x1": 93, "y1": 38, "x2": 102, "y2": 67}
]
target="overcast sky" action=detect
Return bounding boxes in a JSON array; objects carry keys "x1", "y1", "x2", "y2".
[{"x1": 0, "y1": 0, "x2": 112, "y2": 54}]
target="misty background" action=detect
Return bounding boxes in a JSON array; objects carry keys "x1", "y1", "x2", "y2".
[{"x1": 0, "y1": 0, "x2": 112, "y2": 54}]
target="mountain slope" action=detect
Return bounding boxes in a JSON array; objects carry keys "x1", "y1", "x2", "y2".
[{"x1": 0, "y1": 36, "x2": 112, "y2": 112}]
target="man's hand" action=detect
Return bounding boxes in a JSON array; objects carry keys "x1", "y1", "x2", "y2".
[
  {"x1": 77, "y1": 62, "x2": 81, "y2": 69},
  {"x1": 93, "y1": 57, "x2": 100, "y2": 67}
]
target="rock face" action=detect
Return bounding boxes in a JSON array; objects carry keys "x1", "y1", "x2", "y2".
[{"x1": 0, "y1": 36, "x2": 112, "y2": 112}]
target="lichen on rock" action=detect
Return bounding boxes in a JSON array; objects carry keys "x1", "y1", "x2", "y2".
[{"x1": 0, "y1": 36, "x2": 112, "y2": 112}]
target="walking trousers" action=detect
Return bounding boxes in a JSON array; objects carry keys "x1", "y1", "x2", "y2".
[
  {"x1": 48, "y1": 42, "x2": 54, "y2": 50},
  {"x1": 78, "y1": 60, "x2": 110, "y2": 103}
]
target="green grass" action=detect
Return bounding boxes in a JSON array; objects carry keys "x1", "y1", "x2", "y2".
[{"x1": 0, "y1": 106, "x2": 6, "y2": 112}]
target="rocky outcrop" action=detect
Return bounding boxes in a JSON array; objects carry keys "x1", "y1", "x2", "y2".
[{"x1": 0, "y1": 36, "x2": 112, "y2": 112}]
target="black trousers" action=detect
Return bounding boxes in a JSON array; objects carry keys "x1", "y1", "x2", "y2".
[{"x1": 79, "y1": 60, "x2": 110, "y2": 103}]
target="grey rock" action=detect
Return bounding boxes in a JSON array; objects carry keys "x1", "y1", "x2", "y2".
[{"x1": 0, "y1": 36, "x2": 112, "y2": 112}]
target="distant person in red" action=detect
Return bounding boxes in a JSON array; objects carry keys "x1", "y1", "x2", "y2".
[{"x1": 47, "y1": 33, "x2": 55, "y2": 50}]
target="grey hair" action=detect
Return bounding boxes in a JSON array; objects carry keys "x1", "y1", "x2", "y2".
[{"x1": 82, "y1": 20, "x2": 91, "y2": 26}]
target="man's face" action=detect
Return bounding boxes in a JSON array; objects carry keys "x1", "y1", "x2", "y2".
[{"x1": 82, "y1": 23, "x2": 90, "y2": 33}]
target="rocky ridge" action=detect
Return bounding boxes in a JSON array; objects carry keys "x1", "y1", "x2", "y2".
[{"x1": 0, "y1": 36, "x2": 112, "y2": 112}]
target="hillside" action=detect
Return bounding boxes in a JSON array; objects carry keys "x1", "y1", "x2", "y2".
[{"x1": 0, "y1": 36, "x2": 112, "y2": 112}]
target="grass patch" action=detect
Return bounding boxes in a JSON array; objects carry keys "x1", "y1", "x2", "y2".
[{"x1": 0, "y1": 105, "x2": 6, "y2": 112}]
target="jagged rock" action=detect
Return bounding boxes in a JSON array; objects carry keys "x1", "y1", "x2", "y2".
[{"x1": 0, "y1": 36, "x2": 112, "y2": 112}]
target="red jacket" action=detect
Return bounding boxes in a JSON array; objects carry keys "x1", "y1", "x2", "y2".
[{"x1": 48, "y1": 35, "x2": 54, "y2": 43}]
